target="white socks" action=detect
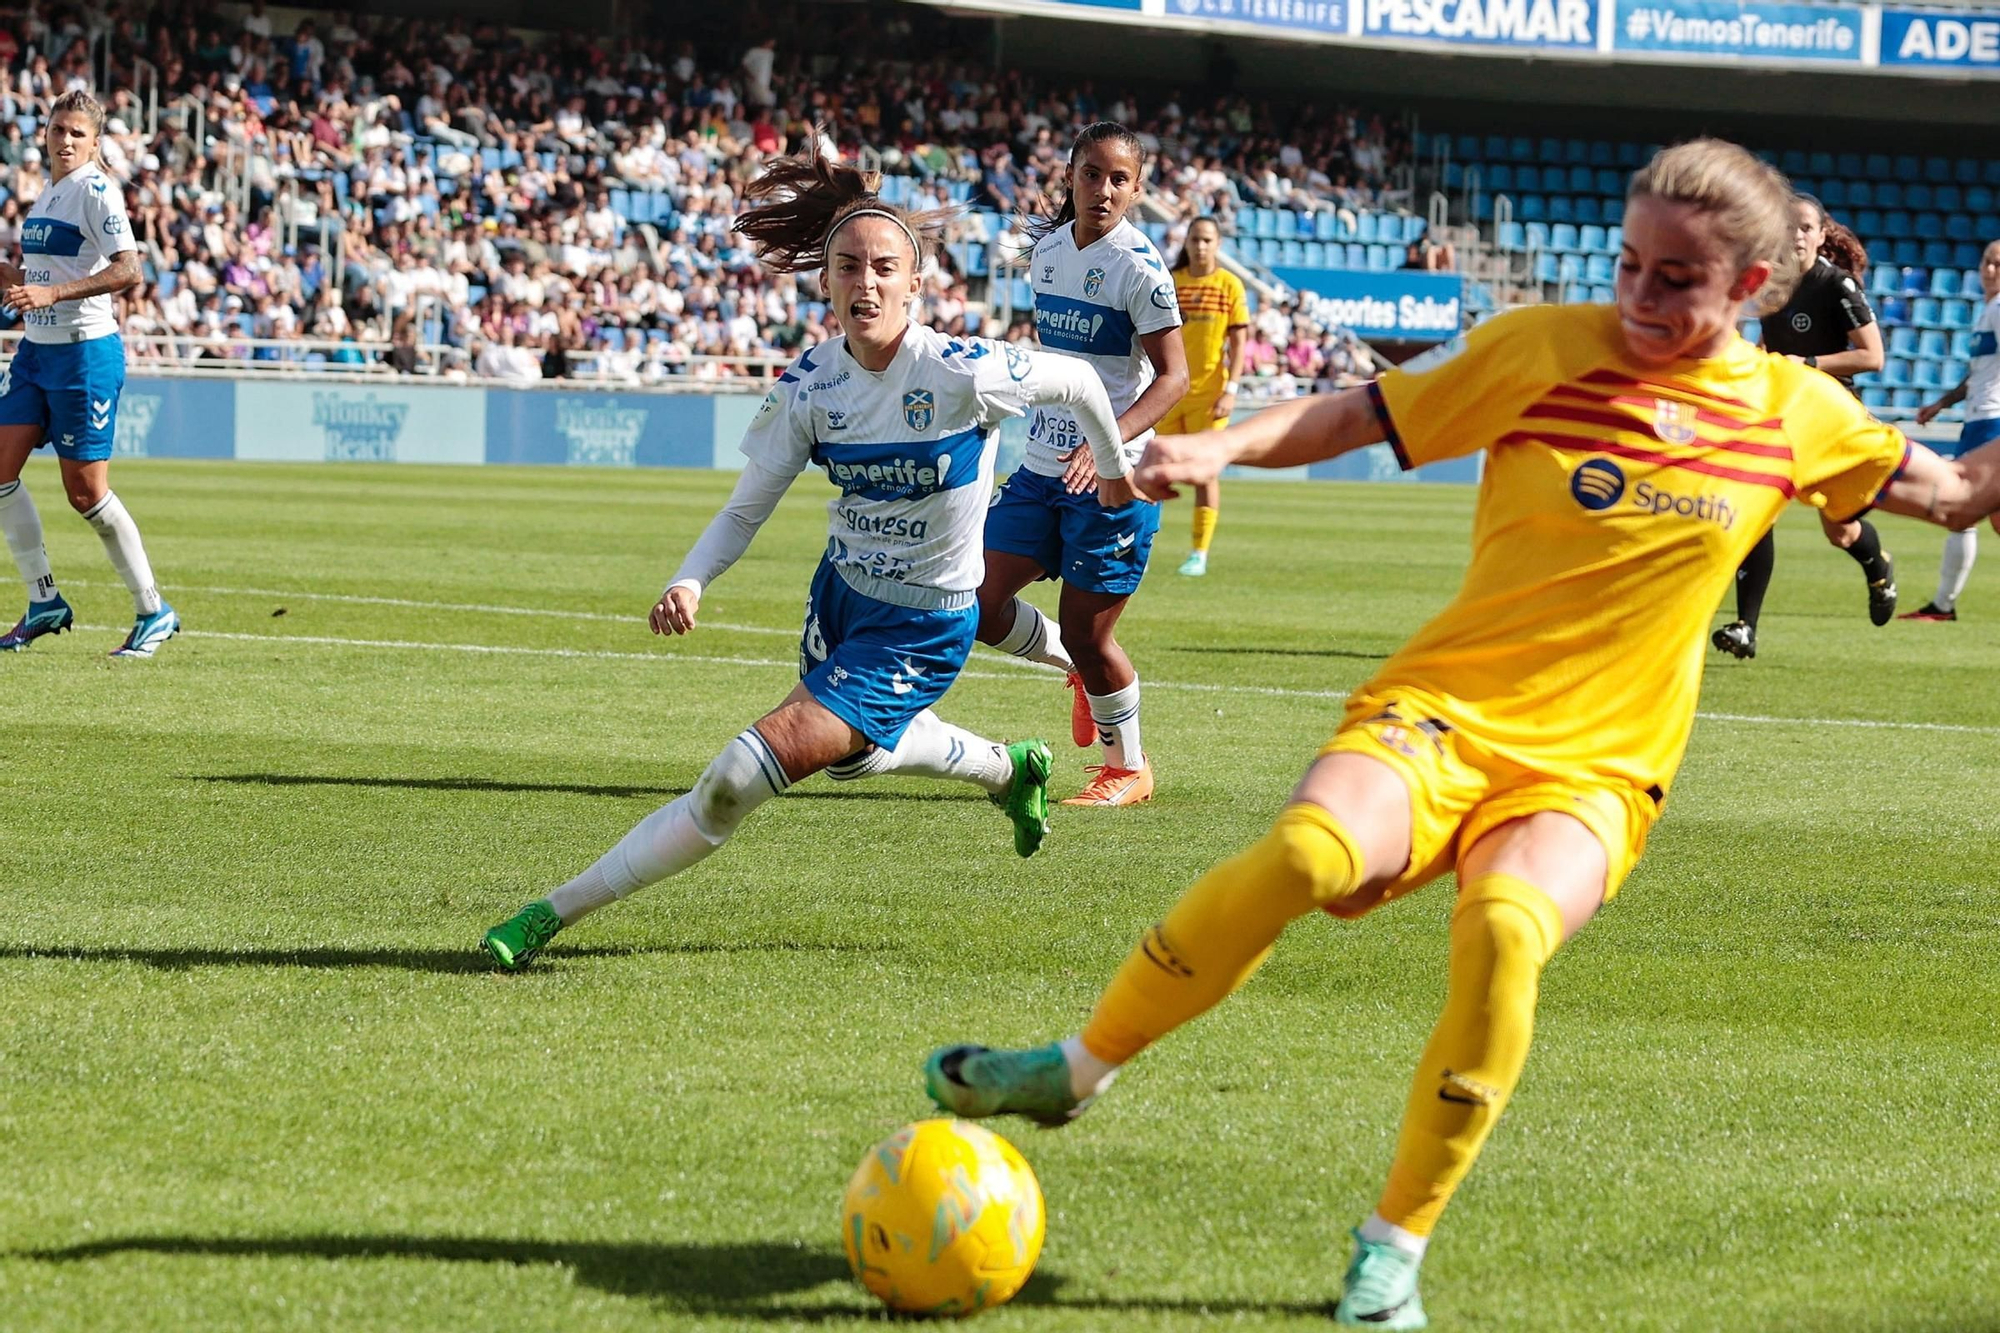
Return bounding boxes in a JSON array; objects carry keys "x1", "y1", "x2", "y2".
[
  {"x1": 546, "y1": 727, "x2": 791, "y2": 923},
  {"x1": 993, "y1": 597, "x2": 1073, "y2": 672},
  {"x1": 0, "y1": 479, "x2": 57, "y2": 603},
  {"x1": 1359, "y1": 1211, "x2": 1430, "y2": 1261},
  {"x1": 80, "y1": 492, "x2": 162, "y2": 615},
  {"x1": 1937, "y1": 528, "x2": 1977, "y2": 612},
  {"x1": 827, "y1": 709, "x2": 1013, "y2": 795},
  {"x1": 1087, "y1": 678, "x2": 1144, "y2": 770},
  {"x1": 1059, "y1": 1035, "x2": 1121, "y2": 1101}
]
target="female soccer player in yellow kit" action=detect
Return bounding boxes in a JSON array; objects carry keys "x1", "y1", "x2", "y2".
[
  {"x1": 926, "y1": 139, "x2": 2000, "y2": 1328},
  {"x1": 1160, "y1": 216, "x2": 1249, "y2": 577}
]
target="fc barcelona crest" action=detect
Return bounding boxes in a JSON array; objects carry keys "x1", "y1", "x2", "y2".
[
  {"x1": 903, "y1": 389, "x2": 935, "y2": 432},
  {"x1": 1654, "y1": 398, "x2": 1697, "y2": 446},
  {"x1": 1083, "y1": 266, "x2": 1107, "y2": 298}
]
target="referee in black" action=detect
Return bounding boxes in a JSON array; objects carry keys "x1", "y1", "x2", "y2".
[{"x1": 1714, "y1": 194, "x2": 1894, "y2": 659}]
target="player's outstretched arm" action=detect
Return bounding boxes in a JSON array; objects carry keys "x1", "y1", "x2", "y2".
[
  {"x1": 1875, "y1": 439, "x2": 2000, "y2": 532},
  {"x1": 652, "y1": 457, "x2": 798, "y2": 636},
  {"x1": 1020, "y1": 350, "x2": 1138, "y2": 504},
  {"x1": 1132, "y1": 386, "x2": 1382, "y2": 500}
]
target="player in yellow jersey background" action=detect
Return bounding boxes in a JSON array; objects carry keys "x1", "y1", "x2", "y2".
[
  {"x1": 926, "y1": 139, "x2": 2000, "y2": 1328},
  {"x1": 1158, "y1": 217, "x2": 1248, "y2": 577}
]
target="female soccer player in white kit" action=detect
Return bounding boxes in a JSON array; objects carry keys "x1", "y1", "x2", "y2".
[
  {"x1": 481, "y1": 142, "x2": 1137, "y2": 968},
  {"x1": 0, "y1": 90, "x2": 175, "y2": 657},
  {"x1": 1907, "y1": 237, "x2": 2000, "y2": 619}
]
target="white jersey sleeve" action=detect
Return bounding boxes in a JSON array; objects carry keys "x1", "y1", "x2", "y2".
[
  {"x1": 80, "y1": 169, "x2": 138, "y2": 259},
  {"x1": 1966, "y1": 296, "x2": 2000, "y2": 421},
  {"x1": 1125, "y1": 245, "x2": 1182, "y2": 340}
]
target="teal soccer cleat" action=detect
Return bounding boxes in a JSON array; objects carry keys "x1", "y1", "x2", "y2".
[
  {"x1": 109, "y1": 602, "x2": 180, "y2": 658},
  {"x1": 0, "y1": 595, "x2": 74, "y2": 650},
  {"x1": 1333, "y1": 1230, "x2": 1428, "y2": 1329},
  {"x1": 924, "y1": 1043, "x2": 1086, "y2": 1128},
  {"x1": 482, "y1": 901, "x2": 563, "y2": 970}
]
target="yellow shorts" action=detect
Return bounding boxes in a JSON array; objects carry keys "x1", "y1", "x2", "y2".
[
  {"x1": 1317, "y1": 688, "x2": 1660, "y2": 915},
  {"x1": 1159, "y1": 393, "x2": 1231, "y2": 436}
]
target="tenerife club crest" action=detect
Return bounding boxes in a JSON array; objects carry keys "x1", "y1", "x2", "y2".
[
  {"x1": 1083, "y1": 266, "x2": 1106, "y2": 298},
  {"x1": 1653, "y1": 398, "x2": 1698, "y2": 446},
  {"x1": 903, "y1": 389, "x2": 934, "y2": 432}
]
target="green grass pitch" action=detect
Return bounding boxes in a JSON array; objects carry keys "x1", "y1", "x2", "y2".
[{"x1": 2, "y1": 458, "x2": 1995, "y2": 1331}]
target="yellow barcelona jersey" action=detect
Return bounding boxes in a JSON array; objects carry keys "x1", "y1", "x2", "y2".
[
  {"x1": 1363, "y1": 303, "x2": 1909, "y2": 795},
  {"x1": 1172, "y1": 267, "x2": 1249, "y2": 394}
]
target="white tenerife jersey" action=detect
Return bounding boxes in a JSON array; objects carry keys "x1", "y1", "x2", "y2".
[
  {"x1": 1965, "y1": 294, "x2": 2000, "y2": 421},
  {"x1": 743, "y1": 326, "x2": 1048, "y2": 605},
  {"x1": 1022, "y1": 217, "x2": 1181, "y2": 477},
  {"x1": 18, "y1": 160, "x2": 136, "y2": 344}
]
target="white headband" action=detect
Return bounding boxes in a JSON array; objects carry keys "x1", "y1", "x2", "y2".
[{"x1": 822, "y1": 208, "x2": 921, "y2": 271}]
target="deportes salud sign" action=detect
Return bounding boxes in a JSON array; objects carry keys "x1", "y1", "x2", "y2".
[{"x1": 1268, "y1": 268, "x2": 1465, "y2": 343}]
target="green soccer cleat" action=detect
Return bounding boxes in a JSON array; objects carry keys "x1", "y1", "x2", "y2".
[
  {"x1": 1178, "y1": 550, "x2": 1208, "y2": 577},
  {"x1": 990, "y1": 738, "x2": 1052, "y2": 858},
  {"x1": 482, "y1": 900, "x2": 563, "y2": 970},
  {"x1": 1333, "y1": 1230, "x2": 1428, "y2": 1329},
  {"x1": 924, "y1": 1043, "x2": 1085, "y2": 1128}
]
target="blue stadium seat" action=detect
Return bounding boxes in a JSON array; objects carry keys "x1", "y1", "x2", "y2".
[
  {"x1": 1548, "y1": 196, "x2": 1574, "y2": 223},
  {"x1": 1780, "y1": 149, "x2": 1809, "y2": 175},
  {"x1": 1498, "y1": 221, "x2": 1526, "y2": 251},
  {"x1": 1510, "y1": 137, "x2": 1535, "y2": 162},
  {"x1": 1882, "y1": 358, "x2": 1912, "y2": 386},
  {"x1": 1455, "y1": 135, "x2": 1480, "y2": 162},
  {"x1": 1574, "y1": 197, "x2": 1603, "y2": 225},
  {"x1": 1915, "y1": 359, "x2": 1945, "y2": 390},
  {"x1": 1887, "y1": 326, "x2": 1919, "y2": 357},
  {"x1": 1907, "y1": 183, "x2": 1934, "y2": 211},
  {"x1": 1585, "y1": 254, "x2": 1616, "y2": 284},
  {"x1": 1616, "y1": 142, "x2": 1643, "y2": 168},
  {"x1": 1880, "y1": 296, "x2": 1909, "y2": 325},
  {"x1": 1518, "y1": 165, "x2": 1545, "y2": 192},
  {"x1": 1819, "y1": 180, "x2": 1847, "y2": 209},
  {"x1": 1849, "y1": 181, "x2": 1875, "y2": 208},
  {"x1": 1579, "y1": 224, "x2": 1607, "y2": 253},
  {"x1": 601, "y1": 326, "x2": 626, "y2": 351},
  {"x1": 1967, "y1": 186, "x2": 1995, "y2": 213},
  {"x1": 1590, "y1": 285, "x2": 1615, "y2": 303},
  {"x1": 1276, "y1": 210, "x2": 1299, "y2": 240},
  {"x1": 1952, "y1": 329, "x2": 1976, "y2": 360},
  {"x1": 1895, "y1": 155, "x2": 1921, "y2": 182},
  {"x1": 1930, "y1": 268, "x2": 1963, "y2": 297},
  {"x1": 1281, "y1": 239, "x2": 1305, "y2": 265},
  {"x1": 1304, "y1": 241, "x2": 1327, "y2": 267},
  {"x1": 1863, "y1": 153, "x2": 1892, "y2": 179},
  {"x1": 1253, "y1": 208, "x2": 1277, "y2": 238},
  {"x1": 1489, "y1": 164, "x2": 1514, "y2": 192},
  {"x1": 1855, "y1": 209, "x2": 1882, "y2": 236},
  {"x1": 1923, "y1": 242, "x2": 1955, "y2": 269},
  {"x1": 1869, "y1": 264, "x2": 1899, "y2": 297},
  {"x1": 1892, "y1": 240, "x2": 1923, "y2": 266},
  {"x1": 1808, "y1": 150, "x2": 1835, "y2": 176},
  {"x1": 1536, "y1": 137, "x2": 1561, "y2": 163},
  {"x1": 1568, "y1": 165, "x2": 1594, "y2": 194},
  {"x1": 1943, "y1": 299, "x2": 1974, "y2": 327},
  {"x1": 1953, "y1": 243, "x2": 1982, "y2": 267},
  {"x1": 1947, "y1": 214, "x2": 1974, "y2": 242},
  {"x1": 1936, "y1": 185, "x2": 1961, "y2": 213},
  {"x1": 1913, "y1": 297, "x2": 1943, "y2": 326},
  {"x1": 1445, "y1": 162, "x2": 1466, "y2": 189},
  {"x1": 1965, "y1": 270, "x2": 1987, "y2": 298},
  {"x1": 1918, "y1": 328, "x2": 1950, "y2": 359},
  {"x1": 1944, "y1": 358, "x2": 1970, "y2": 383},
  {"x1": 1862, "y1": 386, "x2": 1890, "y2": 411},
  {"x1": 1589, "y1": 141, "x2": 1614, "y2": 167},
  {"x1": 1519, "y1": 195, "x2": 1546, "y2": 222},
  {"x1": 1560, "y1": 254, "x2": 1582, "y2": 282},
  {"x1": 1525, "y1": 221, "x2": 1550, "y2": 251},
  {"x1": 1926, "y1": 156, "x2": 1953, "y2": 184},
  {"x1": 1566, "y1": 139, "x2": 1591, "y2": 164},
  {"x1": 1550, "y1": 222, "x2": 1579, "y2": 253},
  {"x1": 1955, "y1": 158, "x2": 1981, "y2": 184},
  {"x1": 1593, "y1": 168, "x2": 1620, "y2": 196},
  {"x1": 1367, "y1": 245, "x2": 1395, "y2": 270},
  {"x1": 1484, "y1": 135, "x2": 1509, "y2": 161},
  {"x1": 1901, "y1": 266, "x2": 1928, "y2": 295},
  {"x1": 1606, "y1": 225, "x2": 1624, "y2": 252},
  {"x1": 1894, "y1": 388, "x2": 1925, "y2": 410},
  {"x1": 1314, "y1": 211, "x2": 1343, "y2": 242},
  {"x1": 1337, "y1": 243, "x2": 1360, "y2": 268},
  {"x1": 1473, "y1": 194, "x2": 1495, "y2": 222},
  {"x1": 1917, "y1": 213, "x2": 1944, "y2": 241},
  {"x1": 1884, "y1": 210, "x2": 1913, "y2": 239},
  {"x1": 1534, "y1": 252, "x2": 1560, "y2": 284}
]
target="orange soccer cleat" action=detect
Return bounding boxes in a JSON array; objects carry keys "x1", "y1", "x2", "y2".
[
  {"x1": 1061, "y1": 762, "x2": 1155, "y2": 807},
  {"x1": 1065, "y1": 671, "x2": 1096, "y2": 749}
]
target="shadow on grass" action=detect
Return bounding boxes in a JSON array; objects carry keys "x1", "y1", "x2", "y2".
[
  {"x1": 0, "y1": 940, "x2": 894, "y2": 972},
  {"x1": 191, "y1": 774, "x2": 985, "y2": 803},
  {"x1": 14, "y1": 1235, "x2": 1335, "y2": 1320},
  {"x1": 1168, "y1": 645, "x2": 1389, "y2": 662}
]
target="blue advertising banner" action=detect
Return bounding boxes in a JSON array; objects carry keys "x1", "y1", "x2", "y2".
[
  {"x1": 1613, "y1": 0, "x2": 1864, "y2": 60},
  {"x1": 1879, "y1": 8, "x2": 2000, "y2": 68},
  {"x1": 1161, "y1": 0, "x2": 1348, "y2": 35},
  {"x1": 114, "y1": 377, "x2": 236, "y2": 459},
  {"x1": 484, "y1": 391, "x2": 717, "y2": 468},
  {"x1": 1269, "y1": 267, "x2": 1465, "y2": 343},
  {"x1": 1359, "y1": 0, "x2": 1596, "y2": 47}
]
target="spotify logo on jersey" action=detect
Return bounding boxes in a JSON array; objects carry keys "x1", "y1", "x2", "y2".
[{"x1": 1570, "y1": 458, "x2": 1627, "y2": 511}]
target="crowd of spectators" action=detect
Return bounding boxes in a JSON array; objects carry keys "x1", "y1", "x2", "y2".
[{"x1": 0, "y1": 0, "x2": 1411, "y2": 390}]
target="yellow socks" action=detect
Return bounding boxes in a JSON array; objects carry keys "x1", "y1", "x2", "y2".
[
  {"x1": 1081, "y1": 804, "x2": 1364, "y2": 1065},
  {"x1": 1376, "y1": 872, "x2": 1564, "y2": 1236},
  {"x1": 1191, "y1": 505, "x2": 1219, "y2": 554}
]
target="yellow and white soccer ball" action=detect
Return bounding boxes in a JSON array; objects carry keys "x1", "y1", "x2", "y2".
[{"x1": 841, "y1": 1118, "x2": 1046, "y2": 1317}]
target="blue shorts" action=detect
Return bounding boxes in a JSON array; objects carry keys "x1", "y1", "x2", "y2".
[
  {"x1": 0, "y1": 335, "x2": 125, "y2": 462},
  {"x1": 1939, "y1": 416, "x2": 2000, "y2": 459},
  {"x1": 983, "y1": 468, "x2": 1161, "y2": 597},
  {"x1": 799, "y1": 559, "x2": 977, "y2": 749}
]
